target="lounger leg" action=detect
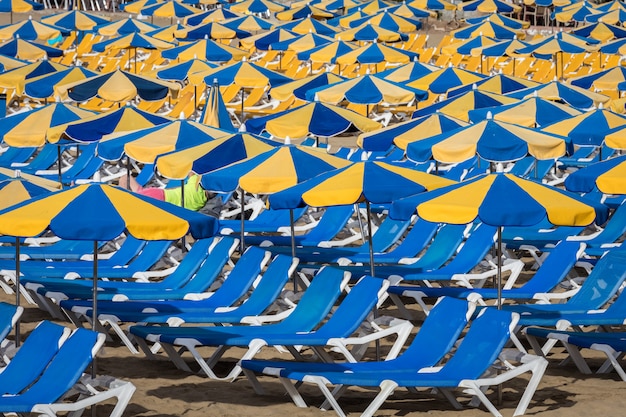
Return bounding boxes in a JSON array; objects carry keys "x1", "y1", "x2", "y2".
[
  {"x1": 159, "y1": 342, "x2": 194, "y2": 373},
  {"x1": 462, "y1": 381, "x2": 503, "y2": 417},
  {"x1": 513, "y1": 357, "x2": 549, "y2": 416},
  {"x1": 242, "y1": 368, "x2": 266, "y2": 395},
  {"x1": 99, "y1": 317, "x2": 140, "y2": 355},
  {"x1": 223, "y1": 340, "x2": 267, "y2": 381},
  {"x1": 594, "y1": 345, "x2": 626, "y2": 381},
  {"x1": 279, "y1": 376, "x2": 309, "y2": 408},
  {"x1": 361, "y1": 380, "x2": 398, "y2": 417},
  {"x1": 561, "y1": 341, "x2": 593, "y2": 375},
  {"x1": 320, "y1": 385, "x2": 348, "y2": 412},
  {"x1": 316, "y1": 380, "x2": 349, "y2": 417}
]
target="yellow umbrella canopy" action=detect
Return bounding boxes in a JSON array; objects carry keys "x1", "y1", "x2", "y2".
[
  {"x1": 0, "y1": 167, "x2": 60, "y2": 192},
  {"x1": 0, "y1": 18, "x2": 64, "y2": 42},
  {"x1": 337, "y1": 22, "x2": 407, "y2": 43},
  {"x1": 270, "y1": 72, "x2": 344, "y2": 102},
  {"x1": 441, "y1": 36, "x2": 499, "y2": 56},
  {"x1": 0, "y1": 61, "x2": 67, "y2": 95},
  {"x1": 604, "y1": 126, "x2": 626, "y2": 150},
  {"x1": 408, "y1": 0, "x2": 456, "y2": 10}
]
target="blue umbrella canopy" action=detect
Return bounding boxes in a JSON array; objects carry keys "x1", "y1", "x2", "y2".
[
  {"x1": 541, "y1": 109, "x2": 626, "y2": 147},
  {"x1": 565, "y1": 154, "x2": 626, "y2": 193},
  {"x1": 185, "y1": 8, "x2": 241, "y2": 26},
  {"x1": 269, "y1": 72, "x2": 346, "y2": 102},
  {"x1": 278, "y1": 17, "x2": 339, "y2": 36},
  {"x1": 0, "y1": 0, "x2": 42, "y2": 13},
  {"x1": 23, "y1": 66, "x2": 98, "y2": 100},
  {"x1": 357, "y1": 112, "x2": 467, "y2": 152},
  {"x1": 412, "y1": 90, "x2": 518, "y2": 122},
  {"x1": 0, "y1": 183, "x2": 219, "y2": 240},
  {"x1": 572, "y1": 22, "x2": 626, "y2": 40},
  {"x1": 40, "y1": 10, "x2": 110, "y2": 32},
  {"x1": 447, "y1": 74, "x2": 539, "y2": 98},
  {"x1": 0, "y1": 38, "x2": 63, "y2": 59},
  {"x1": 155, "y1": 59, "x2": 217, "y2": 83},
  {"x1": 47, "y1": 105, "x2": 172, "y2": 144},
  {"x1": 0, "y1": 103, "x2": 95, "y2": 147},
  {"x1": 161, "y1": 38, "x2": 249, "y2": 62},
  {"x1": 406, "y1": 119, "x2": 568, "y2": 164},
  {"x1": 201, "y1": 60, "x2": 293, "y2": 89},
  {"x1": 94, "y1": 17, "x2": 159, "y2": 36},
  {"x1": 296, "y1": 40, "x2": 356, "y2": 62},
  {"x1": 377, "y1": 61, "x2": 438, "y2": 83},
  {"x1": 269, "y1": 32, "x2": 335, "y2": 52},
  {"x1": 506, "y1": 80, "x2": 610, "y2": 110},
  {"x1": 0, "y1": 17, "x2": 70, "y2": 41},
  {"x1": 96, "y1": 120, "x2": 228, "y2": 163}
]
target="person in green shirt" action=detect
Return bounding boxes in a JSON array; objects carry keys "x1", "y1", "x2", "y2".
[{"x1": 119, "y1": 172, "x2": 208, "y2": 211}]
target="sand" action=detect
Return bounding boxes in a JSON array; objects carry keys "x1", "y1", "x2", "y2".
[{"x1": 2, "y1": 7, "x2": 626, "y2": 417}]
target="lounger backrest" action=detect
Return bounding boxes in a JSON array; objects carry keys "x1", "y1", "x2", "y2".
[
  {"x1": 399, "y1": 297, "x2": 473, "y2": 366},
  {"x1": 277, "y1": 267, "x2": 349, "y2": 330},
  {"x1": 387, "y1": 218, "x2": 440, "y2": 259},
  {"x1": 367, "y1": 218, "x2": 412, "y2": 253},
  {"x1": 17, "y1": 328, "x2": 103, "y2": 405},
  {"x1": 158, "y1": 237, "x2": 215, "y2": 288},
  {"x1": 438, "y1": 308, "x2": 515, "y2": 382},
  {"x1": 102, "y1": 235, "x2": 147, "y2": 264},
  {"x1": 176, "y1": 236, "x2": 238, "y2": 293},
  {"x1": 0, "y1": 321, "x2": 69, "y2": 395},
  {"x1": 300, "y1": 205, "x2": 356, "y2": 245},
  {"x1": 0, "y1": 302, "x2": 20, "y2": 343},
  {"x1": 224, "y1": 254, "x2": 296, "y2": 317},
  {"x1": 433, "y1": 223, "x2": 496, "y2": 271},
  {"x1": 584, "y1": 202, "x2": 626, "y2": 246},
  {"x1": 200, "y1": 246, "x2": 270, "y2": 307},
  {"x1": 521, "y1": 240, "x2": 584, "y2": 294},
  {"x1": 409, "y1": 223, "x2": 467, "y2": 269},
  {"x1": 565, "y1": 249, "x2": 626, "y2": 309},
  {"x1": 311, "y1": 275, "x2": 386, "y2": 339}
]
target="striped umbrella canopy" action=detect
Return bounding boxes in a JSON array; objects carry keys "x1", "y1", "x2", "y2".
[
  {"x1": 585, "y1": 7, "x2": 626, "y2": 25},
  {"x1": 23, "y1": 66, "x2": 98, "y2": 100},
  {"x1": 307, "y1": 74, "x2": 428, "y2": 106},
  {"x1": 244, "y1": 101, "x2": 382, "y2": 139},
  {"x1": 541, "y1": 109, "x2": 626, "y2": 147},
  {"x1": 358, "y1": 112, "x2": 467, "y2": 151},
  {"x1": 514, "y1": 34, "x2": 599, "y2": 61},
  {"x1": 120, "y1": 0, "x2": 160, "y2": 13},
  {"x1": 406, "y1": 118, "x2": 568, "y2": 164},
  {"x1": 571, "y1": 22, "x2": 626, "y2": 42},
  {"x1": 386, "y1": 2, "x2": 435, "y2": 18},
  {"x1": 565, "y1": 154, "x2": 626, "y2": 194},
  {"x1": 468, "y1": 96, "x2": 582, "y2": 128},
  {"x1": 347, "y1": 10, "x2": 424, "y2": 32},
  {"x1": 239, "y1": 28, "x2": 297, "y2": 51},
  {"x1": 277, "y1": 17, "x2": 339, "y2": 36},
  {"x1": 161, "y1": 38, "x2": 249, "y2": 62},
  {"x1": 412, "y1": 90, "x2": 519, "y2": 122},
  {"x1": 41, "y1": 10, "x2": 110, "y2": 32},
  {"x1": 0, "y1": 60, "x2": 66, "y2": 95},
  {"x1": 155, "y1": 59, "x2": 217, "y2": 83},
  {"x1": 451, "y1": 20, "x2": 524, "y2": 40},
  {"x1": 97, "y1": 119, "x2": 228, "y2": 163},
  {"x1": 506, "y1": 80, "x2": 610, "y2": 110},
  {"x1": 553, "y1": 2, "x2": 601, "y2": 24},
  {"x1": 0, "y1": 173, "x2": 57, "y2": 210},
  {"x1": 470, "y1": 38, "x2": 531, "y2": 58},
  {"x1": 321, "y1": 0, "x2": 362, "y2": 11},
  {"x1": 296, "y1": 40, "x2": 357, "y2": 63},
  {"x1": 406, "y1": 66, "x2": 487, "y2": 95},
  {"x1": 327, "y1": 8, "x2": 369, "y2": 28},
  {"x1": 377, "y1": 60, "x2": 438, "y2": 83},
  {"x1": 275, "y1": 3, "x2": 336, "y2": 20},
  {"x1": 333, "y1": 42, "x2": 419, "y2": 65},
  {"x1": 408, "y1": 0, "x2": 455, "y2": 10},
  {"x1": 0, "y1": 38, "x2": 63, "y2": 60},
  {"x1": 155, "y1": 133, "x2": 277, "y2": 179},
  {"x1": 570, "y1": 65, "x2": 626, "y2": 92},
  {"x1": 0, "y1": 55, "x2": 26, "y2": 71},
  {"x1": 0, "y1": 0, "x2": 42, "y2": 14},
  {"x1": 145, "y1": 22, "x2": 186, "y2": 42},
  {"x1": 0, "y1": 17, "x2": 68, "y2": 41},
  {"x1": 442, "y1": 36, "x2": 499, "y2": 56},
  {"x1": 459, "y1": 0, "x2": 521, "y2": 14},
  {"x1": 602, "y1": 125, "x2": 626, "y2": 151},
  {"x1": 345, "y1": 0, "x2": 394, "y2": 14},
  {"x1": 599, "y1": 37, "x2": 626, "y2": 54},
  {"x1": 0, "y1": 103, "x2": 94, "y2": 148},
  {"x1": 197, "y1": 60, "x2": 293, "y2": 89},
  {"x1": 229, "y1": 0, "x2": 287, "y2": 14},
  {"x1": 200, "y1": 145, "x2": 351, "y2": 194},
  {"x1": 465, "y1": 12, "x2": 530, "y2": 29},
  {"x1": 337, "y1": 22, "x2": 408, "y2": 42},
  {"x1": 222, "y1": 15, "x2": 273, "y2": 34},
  {"x1": 175, "y1": 21, "x2": 244, "y2": 40},
  {"x1": 46, "y1": 105, "x2": 172, "y2": 144},
  {"x1": 199, "y1": 79, "x2": 234, "y2": 130},
  {"x1": 93, "y1": 32, "x2": 177, "y2": 73},
  {"x1": 269, "y1": 32, "x2": 335, "y2": 53},
  {"x1": 95, "y1": 17, "x2": 159, "y2": 37},
  {"x1": 389, "y1": 172, "x2": 604, "y2": 307},
  {"x1": 140, "y1": 0, "x2": 201, "y2": 18},
  {"x1": 270, "y1": 72, "x2": 345, "y2": 101},
  {"x1": 185, "y1": 7, "x2": 241, "y2": 25},
  {"x1": 55, "y1": 69, "x2": 180, "y2": 104},
  {"x1": 447, "y1": 74, "x2": 539, "y2": 98}
]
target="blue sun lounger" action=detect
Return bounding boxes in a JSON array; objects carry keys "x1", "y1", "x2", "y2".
[
  {"x1": 129, "y1": 267, "x2": 351, "y2": 380},
  {"x1": 0, "y1": 327, "x2": 135, "y2": 417},
  {"x1": 388, "y1": 240, "x2": 585, "y2": 312},
  {"x1": 242, "y1": 304, "x2": 547, "y2": 417}
]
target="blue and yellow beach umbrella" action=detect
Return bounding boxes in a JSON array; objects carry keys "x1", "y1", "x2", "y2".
[
  {"x1": 337, "y1": 22, "x2": 408, "y2": 42},
  {"x1": 155, "y1": 133, "x2": 277, "y2": 179},
  {"x1": 276, "y1": 3, "x2": 336, "y2": 20},
  {"x1": 412, "y1": 90, "x2": 518, "y2": 122},
  {"x1": 140, "y1": 0, "x2": 200, "y2": 18},
  {"x1": 0, "y1": 60, "x2": 66, "y2": 94},
  {"x1": 244, "y1": 102, "x2": 381, "y2": 139},
  {"x1": 0, "y1": 103, "x2": 95, "y2": 147},
  {"x1": 459, "y1": 0, "x2": 521, "y2": 14},
  {"x1": 447, "y1": 74, "x2": 539, "y2": 98},
  {"x1": 41, "y1": 10, "x2": 110, "y2": 32},
  {"x1": 161, "y1": 38, "x2": 249, "y2": 62},
  {"x1": 541, "y1": 109, "x2": 626, "y2": 147},
  {"x1": 407, "y1": 66, "x2": 487, "y2": 95},
  {"x1": 269, "y1": 72, "x2": 345, "y2": 101},
  {"x1": 406, "y1": 119, "x2": 568, "y2": 164},
  {"x1": 565, "y1": 154, "x2": 626, "y2": 194},
  {"x1": 24, "y1": 66, "x2": 98, "y2": 101},
  {"x1": 0, "y1": 17, "x2": 69, "y2": 41},
  {"x1": 0, "y1": 38, "x2": 63, "y2": 60},
  {"x1": 334, "y1": 42, "x2": 419, "y2": 65},
  {"x1": 95, "y1": 17, "x2": 159, "y2": 37},
  {"x1": 358, "y1": 112, "x2": 467, "y2": 151},
  {"x1": 278, "y1": 17, "x2": 339, "y2": 36},
  {"x1": 229, "y1": 0, "x2": 287, "y2": 14},
  {"x1": 506, "y1": 80, "x2": 609, "y2": 110}
]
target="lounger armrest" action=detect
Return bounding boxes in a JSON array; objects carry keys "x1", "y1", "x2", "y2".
[
  {"x1": 131, "y1": 265, "x2": 177, "y2": 280},
  {"x1": 240, "y1": 306, "x2": 295, "y2": 325},
  {"x1": 327, "y1": 319, "x2": 413, "y2": 361},
  {"x1": 451, "y1": 259, "x2": 525, "y2": 290}
]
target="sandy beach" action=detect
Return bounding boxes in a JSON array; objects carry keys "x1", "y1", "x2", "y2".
[{"x1": 1, "y1": 6, "x2": 626, "y2": 417}]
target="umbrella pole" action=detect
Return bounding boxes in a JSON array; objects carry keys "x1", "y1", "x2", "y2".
[
  {"x1": 14, "y1": 237, "x2": 20, "y2": 347},
  {"x1": 57, "y1": 145, "x2": 63, "y2": 188},
  {"x1": 240, "y1": 188, "x2": 245, "y2": 254},
  {"x1": 240, "y1": 89, "x2": 244, "y2": 125},
  {"x1": 181, "y1": 180, "x2": 187, "y2": 252},
  {"x1": 126, "y1": 157, "x2": 131, "y2": 189},
  {"x1": 92, "y1": 240, "x2": 98, "y2": 379},
  {"x1": 290, "y1": 208, "x2": 297, "y2": 291},
  {"x1": 366, "y1": 202, "x2": 381, "y2": 361},
  {"x1": 496, "y1": 225, "x2": 503, "y2": 406}
]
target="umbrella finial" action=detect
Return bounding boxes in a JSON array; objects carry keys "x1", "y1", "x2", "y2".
[
  {"x1": 599, "y1": 102, "x2": 604, "y2": 109},
  {"x1": 16, "y1": 34, "x2": 19, "y2": 39},
  {"x1": 533, "y1": 90, "x2": 538, "y2": 97},
  {"x1": 472, "y1": 83, "x2": 477, "y2": 90},
  {"x1": 239, "y1": 123, "x2": 247, "y2": 132},
  {"x1": 486, "y1": 111, "x2": 493, "y2": 120},
  {"x1": 13, "y1": 170, "x2": 21, "y2": 178},
  {"x1": 285, "y1": 136, "x2": 291, "y2": 144},
  {"x1": 205, "y1": 34, "x2": 209, "y2": 39},
  {"x1": 179, "y1": 111, "x2": 186, "y2": 120},
  {"x1": 413, "y1": 55, "x2": 418, "y2": 62},
  {"x1": 242, "y1": 56, "x2": 247, "y2": 61}
]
